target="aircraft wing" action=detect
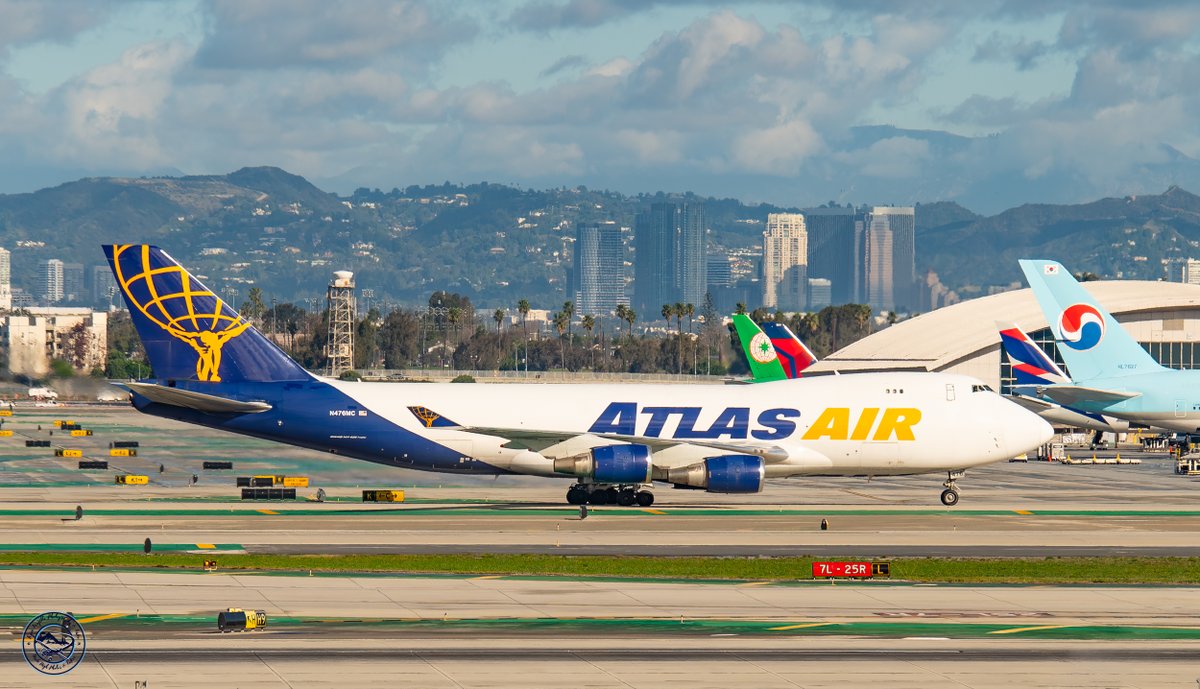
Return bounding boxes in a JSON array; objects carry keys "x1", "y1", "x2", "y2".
[
  {"x1": 1034, "y1": 384, "x2": 1140, "y2": 407},
  {"x1": 1005, "y1": 394, "x2": 1055, "y2": 412},
  {"x1": 123, "y1": 381, "x2": 273, "y2": 414},
  {"x1": 463, "y1": 425, "x2": 791, "y2": 462}
]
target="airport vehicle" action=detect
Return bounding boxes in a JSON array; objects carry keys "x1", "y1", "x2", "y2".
[
  {"x1": 732, "y1": 314, "x2": 818, "y2": 381},
  {"x1": 104, "y1": 244, "x2": 1052, "y2": 506},
  {"x1": 1020, "y1": 259, "x2": 1200, "y2": 433},
  {"x1": 997, "y1": 321, "x2": 1130, "y2": 433}
]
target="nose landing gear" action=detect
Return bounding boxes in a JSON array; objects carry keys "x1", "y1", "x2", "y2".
[
  {"x1": 940, "y1": 470, "x2": 965, "y2": 507},
  {"x1": 566, "y1": 484, "x2": 654, "y2": 507}
]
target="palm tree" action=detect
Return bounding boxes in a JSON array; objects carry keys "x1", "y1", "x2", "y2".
[
  {"x1": 673, "y1": 302, "x2": 685, "y2": 373},
  {"x1": 493, "y1": 308, "x2": 504, "y2": 334},
  {"x1": 615, "y1": 304, "x2": 628, "y2": 340},
  {"x1": 581, "y1": 314, "x2": 596, "y2": 370},
  {"x1": 517, "y1": 299, "x2": 530, "y2": 373},
  {"x1": 661, "y1": 303, "x2": 672, "y2": 324},
  {"x1": 735, "y1": 302, "x2": 747, "y2": 315},
  {"x1": 563, "y1": 300, "x2": 575, "y2": 342},
  {"x1": 553, "y1": 311, "x2": 568, "y2": 369},
  {"x1": 624, "y1": 307, "x2": 637, "y2": 337},
  {"x1": 685, "y1": 302, "x2": 696, "y2": 375},
  {"x1": 446, "y1": 306, "x2": 462, "y2": 368}
]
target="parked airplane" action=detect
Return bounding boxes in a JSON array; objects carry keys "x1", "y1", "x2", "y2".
[
  {"x1": 997, "y1": 321, "x2": 1130, "y2": 433},
  {"x1": 105, "y1": 244, "x2": 1052, "y2": 506},
  {"x1": 1020, "y1": 259, "x2": 1200, "y2": 432},
  {"x1": 732, "y1": 314, "x2": 818, "y2": 382}
]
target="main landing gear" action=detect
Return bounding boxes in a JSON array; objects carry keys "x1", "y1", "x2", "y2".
[
  {"x1": 940, "y1": 470, "x2": 965, "y2": 507},
  {"x1": 566, "y1": 484, "x2": 654, "y2": 507}
]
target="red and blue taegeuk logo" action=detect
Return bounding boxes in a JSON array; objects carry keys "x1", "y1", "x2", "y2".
[{"x1": 1059, "y1": 303, "x2": 1105, "y2": 350}]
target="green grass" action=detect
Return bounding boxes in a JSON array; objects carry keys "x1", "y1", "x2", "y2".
[{"x1": 1, "y1": 552, "x2": 1199, "y2": 584}]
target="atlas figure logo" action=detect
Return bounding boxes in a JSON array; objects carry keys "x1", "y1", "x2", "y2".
[{"x1": 1059, "y1": 303, "x2": 1105, "y2": 351}]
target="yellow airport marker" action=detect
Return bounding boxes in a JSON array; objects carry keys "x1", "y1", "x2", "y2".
[
  {"x1": 988, "y1": 624, "x2": 1068, "y2": 635},
  {"x1": 643, "y1": 509, "x2": 667, "y2": 515},
  {"x1": 1014, "y1": 509, "x2": 1034, "y2": 515},
  {"x1": 769, "y1": 622, "x2": 835, "y2": 631},
  {"x1": 256, "y1": 509, "x2": 279, "y2": 515},
  {"x1": 196, "y1": 543, "x2": 216, "y2": 549},
  {"x1": 76, "y1": 613, "x2": 126, "y2": 624},
  {"x1": 470, "y1": 575, "x2": 504, "y2": 580},
  {"x1": 736, "y1": 581, "x2": 773, "y2": 588}
]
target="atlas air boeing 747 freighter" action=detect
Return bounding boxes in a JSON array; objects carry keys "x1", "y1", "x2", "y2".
[{"x1": 104, "y1": 245, "x2": 1052, "y2": 506}]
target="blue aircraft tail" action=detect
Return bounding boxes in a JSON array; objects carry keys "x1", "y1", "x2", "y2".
[
  {"x1": 1018, "y1": 259, "x2": 1163, "y2": 381},
  {"x1": 104, "y1": 244, "x2": 312, "y2": 383},
  {"x1": 997, "y1": 321, "x2": 1070, "y2": 387}
]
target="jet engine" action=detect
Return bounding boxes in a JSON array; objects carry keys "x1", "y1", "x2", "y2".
[
  {"x1": 666, "y1": 455, "x2": 764, "y2": 493},
  {"x1": 552, "y1": 444, "x2": 652, "y2": 484}
]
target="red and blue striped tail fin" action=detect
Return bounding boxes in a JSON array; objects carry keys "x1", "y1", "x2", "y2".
[
  {"x1": 998, "y1": 321, "x2": 1070, "y2": 387},
  {"x1": 759, "y1": 321, "x2": 818, "y2": 379}
]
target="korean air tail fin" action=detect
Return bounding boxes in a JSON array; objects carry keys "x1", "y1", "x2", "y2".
[
  {"x1": 731, "y1": 314, "x2": 787, "y2": 382},
  {"x1": 1018, "y1": 259, "x2": 1164, "y2": 381},
  {"x1": 758, "y1": 321, "x2": 818, "y2": 378},
  {"x1": 996, "y1": 321, "x2": 1070, "y2": 387},
  {"x1": 104, "y1": 244, "x2": 313, "y2": 383}
]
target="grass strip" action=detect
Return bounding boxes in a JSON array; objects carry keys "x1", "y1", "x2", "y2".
[{"x1": 1, "y1": 552, "x2": 1200, "y2": 584}]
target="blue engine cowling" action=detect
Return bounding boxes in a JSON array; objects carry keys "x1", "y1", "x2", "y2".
[
  {"x1": 590, "y1": 444, "x2": 652, "y2": 484},
  {"x1": 704, "y1": 455, "x2": 765, "y2": 493}
]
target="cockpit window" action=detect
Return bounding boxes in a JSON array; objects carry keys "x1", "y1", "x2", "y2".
[{"x1": 971, "y1": 384, "x2": 994, "y2": 392}]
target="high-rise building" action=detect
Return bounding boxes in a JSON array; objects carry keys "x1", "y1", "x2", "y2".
[
  {"x1": 804, "y1": 207, "x2": 859, "y2": 305},
  {"x1": 762, "y1": 213, "x2": 808, "y2": 311},
  {"x1": 0, "y1": 247, "x2": 10, "y2": 311},
  {"x1": 633, "y1": 201, "x2": 707, "y2": 316},
  {"x1": 862, "y1": 207, "x2": 916, "y2": 312},
  {"x1": 706, "y1": 255, "x2": 733, "y2": 290},
  {"x1": 573, "y1": 222, "x2": 625, "y2": 314},
  {"x1": 1182, "y1": 259, "x2": 1200, "y2": 285},
  {"x1": 807, "y1": 278, "x2": 832, "y2": 310},
  {"x1": 92, "y1": 265, "x2": 117, "y2": 307},
  {"x1": 39, "y1": 259, "x2": 64, "y2": 305},
  {"x1": 63, "y1": 262, "x2": 84, "y2": 303}
]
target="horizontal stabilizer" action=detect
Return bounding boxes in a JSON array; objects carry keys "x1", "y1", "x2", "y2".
[
  {"x1": 124, "y1": 382, "x2": 272, "y2": 414},
  {"x1": 1035, "y1": 384, "x2": 1140, "y2": 407},
  {"x1": 1005, "y1": 394, "x2": 1055, "y2": 412}
]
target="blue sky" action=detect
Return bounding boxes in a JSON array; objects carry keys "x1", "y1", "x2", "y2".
[{"x1": 1, "y1": 1, "x2": 1198, "y2": 212}]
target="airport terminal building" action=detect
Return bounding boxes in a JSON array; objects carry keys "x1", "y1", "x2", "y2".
[{"x1": 807, "y1": 280, "x2": 1200, "y2": 392}]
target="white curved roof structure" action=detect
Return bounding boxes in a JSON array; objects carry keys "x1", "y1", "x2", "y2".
[{"x1": 810, "y1": 280, "x2": 1200, "y2": 376}]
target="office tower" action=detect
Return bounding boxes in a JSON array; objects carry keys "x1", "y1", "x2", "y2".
[
  {"x1": 633, "y1": 201, "x2": 707, "y2": 315},
  {"x1": 676, "y1": 202, "x2": 707, "y2": 306},
  {"x1": 706, "y1": 255, "x2": 732, "y2": 290},
  {"x1": 63, "y1": 262, "x2": 84, "y2": 303},
  {"x1": 862, "y1": 207, "x2": 915, "y2": 311},
  {"x1": 0, "y1": 247, "x2": 10, "y2": 311},
  {"x1": 808, "y1": 278, "x2": 832, "y2": 310},
  {"x1": 92, "y1": 265, "x2": 116, "y2": 306},
  {"x1": 39, "y1": 259, "x2": 64, "y2": 304},
  {"x1": 1183, "y1": 259, "x2": 1200, "y2": 285},
  {"x1": 762, "y1": 213, "x2": 808, "y2": 311},
  {"x1": 804, "y1": 207, "x2": 859, "y2": 305},
  {"x1": 574, "y1": 221, "x2": 625, "y2": 313}
]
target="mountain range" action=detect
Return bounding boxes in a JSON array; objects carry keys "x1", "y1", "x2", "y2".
[{"x1": 1, "y1": 166, "x2": 1198, "y2": 311}]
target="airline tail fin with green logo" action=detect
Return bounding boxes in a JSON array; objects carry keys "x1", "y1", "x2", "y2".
[{"x1": 732, "y1": 314, "x2": 787, "y2": 382}]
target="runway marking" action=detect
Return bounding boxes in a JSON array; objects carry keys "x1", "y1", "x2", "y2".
[
  {"x1": 1014, "y1": 510, "x2": 1034, "y2": 515},
  {"x1": 643, "y1": 509, "x2": 667, "y2": 515},
  {"x1": 195, "y1": 543, "x2": 216, "y2": 549},
  {"x1": 470, "y1": 575, "x2": 504, "y2": 580},
  {"x1": 77, "y1": 613, "x2": 126, "y2": 624},
  {"x1": 770, "y1": 622, "x2": 835, "y2": 631},
  {"x1": 736, "y1": 581, "x2": 773, "y2": 587},
  {"x1": 256, "y1": 509, "x2": 279, "y2": 515},
  {"x1": 988, "y1": 625, "x2": 1069, "y2": 635}
]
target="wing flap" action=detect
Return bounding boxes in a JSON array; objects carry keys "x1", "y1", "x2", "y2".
[{"x1": 124, "y1": 382, "x2": 272, "y2": 414}]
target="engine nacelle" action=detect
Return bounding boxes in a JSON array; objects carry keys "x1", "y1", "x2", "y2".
[
  {"x1": 552, "y1": 444, "x2": 652, "y2": 484},
  {"x1": 667, "y1": 455, "x2": 764, "y2": 493}
]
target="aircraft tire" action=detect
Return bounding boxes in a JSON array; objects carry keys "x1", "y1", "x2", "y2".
[
  {"x1": 940, "y1": 489, "x2": 960, "y2": 507},
  {"x1": 635, "y1": 491, "x2": 654, "y2": 507},
  {"x1": 616, "y1": 489, "x2": 636, "y2": 506},
  {"x1": 588, "y1": 489, "x2": 610, "y2": 506},
  {"x1": 566, "y1": 487, "x2": 587, "y2": 505}
]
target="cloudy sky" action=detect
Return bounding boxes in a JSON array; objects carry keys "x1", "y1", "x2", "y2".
[{"x1": 1, "y1": 0, "x2": 1198, "y2": 212}]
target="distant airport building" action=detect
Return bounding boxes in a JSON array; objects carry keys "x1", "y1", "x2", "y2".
[
  {"x1": 807, "y1": 278, "x2": 832, "y2": 310},
  {"x1": 762, "y1": 213, "x2": 808, "y2": 311},
  {"x1": 808, "y1": 280, "x2": 1200, "y2": 392},
  {"x1": 0, "y1": 247, "x2": 10, "y2": 311},
  {"x1": 1, "y1": 308, "x2": 109, "y2": 378},
  {"x1": 39, "y1": 259, "x2": 64, "y2": 305},
  {"x1": 573, "y1": 221, "x2": 625, "y2": 314}
]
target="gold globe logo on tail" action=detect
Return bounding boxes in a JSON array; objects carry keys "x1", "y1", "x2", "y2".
[{"x1": 110, "y1": 245, "x2": 251, "y2": 382}]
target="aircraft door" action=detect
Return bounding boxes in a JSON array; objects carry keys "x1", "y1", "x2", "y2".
[{"x1": 1176, "y1": 400, "x2": 1187, "y2": 418}]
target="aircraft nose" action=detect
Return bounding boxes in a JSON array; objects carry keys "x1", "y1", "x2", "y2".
[{"x1": 1003, "y1": 399, "x2": 1054, "y2": 456}]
